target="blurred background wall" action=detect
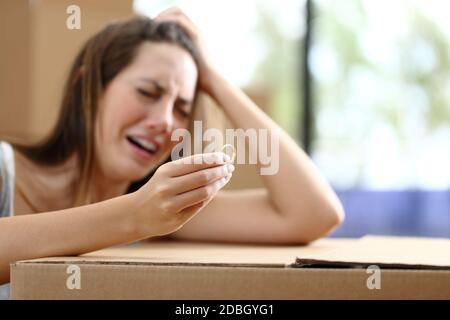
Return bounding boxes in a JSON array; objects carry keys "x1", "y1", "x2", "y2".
[{"x1": 0, "y1": 0, "x2": 133, "y2": 143}]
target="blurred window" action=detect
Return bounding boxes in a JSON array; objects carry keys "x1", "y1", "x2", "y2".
[
  {"x1": 134, "y1": 0, "x2": 305, "y2": 137},
  {"x1": 311, "y1": 0, "x2": 450, "y2": 237}
]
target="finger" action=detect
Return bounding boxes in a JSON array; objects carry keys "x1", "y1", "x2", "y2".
[
  {"x1": 171, "y1": 163, "x2": 234, "y2": 195},
  {"x1": 154, "y1": 12, "x2": 198, "y2": 39},
  {"x1": 159, "y1": 8, "x2": 196, "y2": 25},
  {"x1": 166, "y1": 152, "x2": 231, "y2": 177},
  {"x1": 156, "y1": 7, "x2": 188, "y2": 20},
  {"x1": 172, "y1": 173, "x2": 232, "y2": 212},
  {"x1": 154, "y1": 8, "x2": 185, "y2": 23},
  {"x1": 157, "y1": 6, "x2": 182, "y2": 16}
]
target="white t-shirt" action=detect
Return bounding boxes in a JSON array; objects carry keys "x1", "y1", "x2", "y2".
[{"x1": 0, "y1": 141, "x2": 15, "y2": 299}]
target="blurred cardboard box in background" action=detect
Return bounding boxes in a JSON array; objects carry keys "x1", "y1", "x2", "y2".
[{"x1": 0, "y1": 0, "x2": 133, "y2": 143}]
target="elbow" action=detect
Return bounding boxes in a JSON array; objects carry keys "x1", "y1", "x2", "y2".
[
  {"x1": 314, "y1": 200, "x2": 346, "y2": 242},
  {"x1": 284, "y1": 200, "x2": 345, "y2": 245},
  {"x1": 325, "y1": 199, "x2": 345, "y2": 230},
  {"x1": 312, "y1": 199, "x2": 345, "y2": 241}
]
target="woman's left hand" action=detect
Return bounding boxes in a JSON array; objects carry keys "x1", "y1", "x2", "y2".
[{"x1": 154, "y1": 7, "x2": 218, "y2": 95}]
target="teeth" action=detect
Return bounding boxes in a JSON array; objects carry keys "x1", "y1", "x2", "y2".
[
  {"x1": 130, "y1": 136, "x2": 157, "y2": 152},
  {"x1": 153, "y1": 135, "x2": 166, "y2": 145}
]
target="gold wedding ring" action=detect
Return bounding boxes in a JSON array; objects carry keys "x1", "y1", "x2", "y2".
[{"x1": 221, "y1": 144, "x2": 236, "y2": 163}]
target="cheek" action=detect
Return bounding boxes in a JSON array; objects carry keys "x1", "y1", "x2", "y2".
[
  {"x1": 174, "y1": 116, "x2": 190, "y2": 130},
  {"x1": 103, "y1": 96, "x2": 145, "y2": 139},
  {"x1": 173, "y1": 115, "x2": 191, "y2": 138},
  {"x1": 164, "y1": 119, "x2": 190, "y2": 151}
]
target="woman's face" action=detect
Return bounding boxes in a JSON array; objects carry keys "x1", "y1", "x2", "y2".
[{"x1": 95, "y1": 42, "x2": 198, "y2": 182}]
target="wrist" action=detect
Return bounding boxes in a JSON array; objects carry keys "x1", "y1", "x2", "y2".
[
  {"x1": 126, "y1": 191, "x2": 154, "y2": 239},
  {"x1": 202, "y1": 67, "x2": 225, "y2": 99},
  {"x1": 128, "y1": 189, "x2": 168, "y2": 240}
]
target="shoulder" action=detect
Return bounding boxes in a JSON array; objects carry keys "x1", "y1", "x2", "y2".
[
  {"x1": 0, "y1": 141, "x2": 15, "y2": 217},
  {"x1": 0, "y1": 146, "x2": 2, "y2": 195},
  {"x1": 0, "y1": 141, "x2": 15, "y2": 177},
  {"x1": 0, "y1": 141, "x2": 14, "y2": 163},
  {"x1": 0, "y1": 141, "x2": 9, "y2": 176}
]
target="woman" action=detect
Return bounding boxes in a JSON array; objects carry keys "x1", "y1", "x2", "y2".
[{"x1": 0, "y1": 8, "x2": 344, "y2": 290}]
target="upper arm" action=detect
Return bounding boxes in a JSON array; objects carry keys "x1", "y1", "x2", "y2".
[
  {"x1": 0, "y1": 143, "x2": 14, "y2": 218},
  {"x1": 170, "y1": 189, "x2": 306, "y2": 244},
  {"x1": 0, "y1": 168, "x2": 3, "y2": 201},
  {"x1": 0, "y1": 149, "x2": 6, "y2": 215}
]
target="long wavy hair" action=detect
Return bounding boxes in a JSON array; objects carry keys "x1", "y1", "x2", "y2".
[{"x1": 14, "y1": 16, "x2": 199, "y2": 206}]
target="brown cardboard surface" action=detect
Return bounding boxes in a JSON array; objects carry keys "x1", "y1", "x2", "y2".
[
  {"x1": 296, "y1": 236, "x2": 450, "y2": 270},
  {"x1": 22, "y1": 238, "x2": 353, "y2": 267},
  {"x1": 11, "y1": 264, "x2": 450, "y2": 300},
  {"x1": 10, "y1": 237, "x2": 450, "y2": 300}
]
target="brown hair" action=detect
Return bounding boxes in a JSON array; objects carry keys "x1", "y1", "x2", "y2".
[{"x1": 15, "y1": 16, "x2": 199, "y2": 206}]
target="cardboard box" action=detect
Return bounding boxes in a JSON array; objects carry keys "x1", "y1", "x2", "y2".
[
  {"x1": 0, "y1": 0, "x2": 133, "y2": 143},
  {"x1": 10, "y1": 236, "x2": 450, "y2": 300}
]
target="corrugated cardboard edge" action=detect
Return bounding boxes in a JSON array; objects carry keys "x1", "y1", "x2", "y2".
[
  {"x1": 10, "y1": 262, "x2": 450, "y2": 300},
  {"x1": 14, "y1": 259, "x2": 286, "y2": 268}
]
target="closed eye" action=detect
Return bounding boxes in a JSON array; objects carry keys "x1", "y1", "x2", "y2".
[
  {"x1": 175, "y1": 106, "x2": 191, "y2": 118},
  {"x1": 174, "y1": 100, "x2": 191, "y2": 118},
  {"x1": 137, "y1": 88, "x2": 161, "y2": 100}
]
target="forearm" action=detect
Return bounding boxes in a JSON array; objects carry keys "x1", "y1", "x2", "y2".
[
  {"x1": 207, "y1": 71, "x2": 344, "y2": 232},
  {"x1": 0, "y1": 151, "x2": 235, "y2": 284},
  {"x1": 0, "y1": 192, "x2": 145, "y2": 284}
]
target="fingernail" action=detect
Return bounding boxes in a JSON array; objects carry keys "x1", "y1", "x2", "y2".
[
  {"x1": 223, "y1": 153, "x2": 231, "y2": 162},
  {"x1": 227, "y1": 164, "x2": 235, "y2": 173}
]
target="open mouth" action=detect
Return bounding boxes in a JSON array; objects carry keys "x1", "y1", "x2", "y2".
[{"x1": 126, "y1": 135, "x2": 159, "y2": 156}]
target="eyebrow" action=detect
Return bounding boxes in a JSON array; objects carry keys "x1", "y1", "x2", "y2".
[{"x1": 140, "y1": 77, "x2": 193, "y2": 105}]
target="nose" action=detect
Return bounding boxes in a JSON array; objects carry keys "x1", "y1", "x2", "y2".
[{"x1": 144, "y1": 98, "x2": 174, "y2": 134}]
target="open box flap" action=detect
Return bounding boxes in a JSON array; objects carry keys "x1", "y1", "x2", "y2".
[{"x1": 296, "y1": 236, "x2": 450, "y2": 270}]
